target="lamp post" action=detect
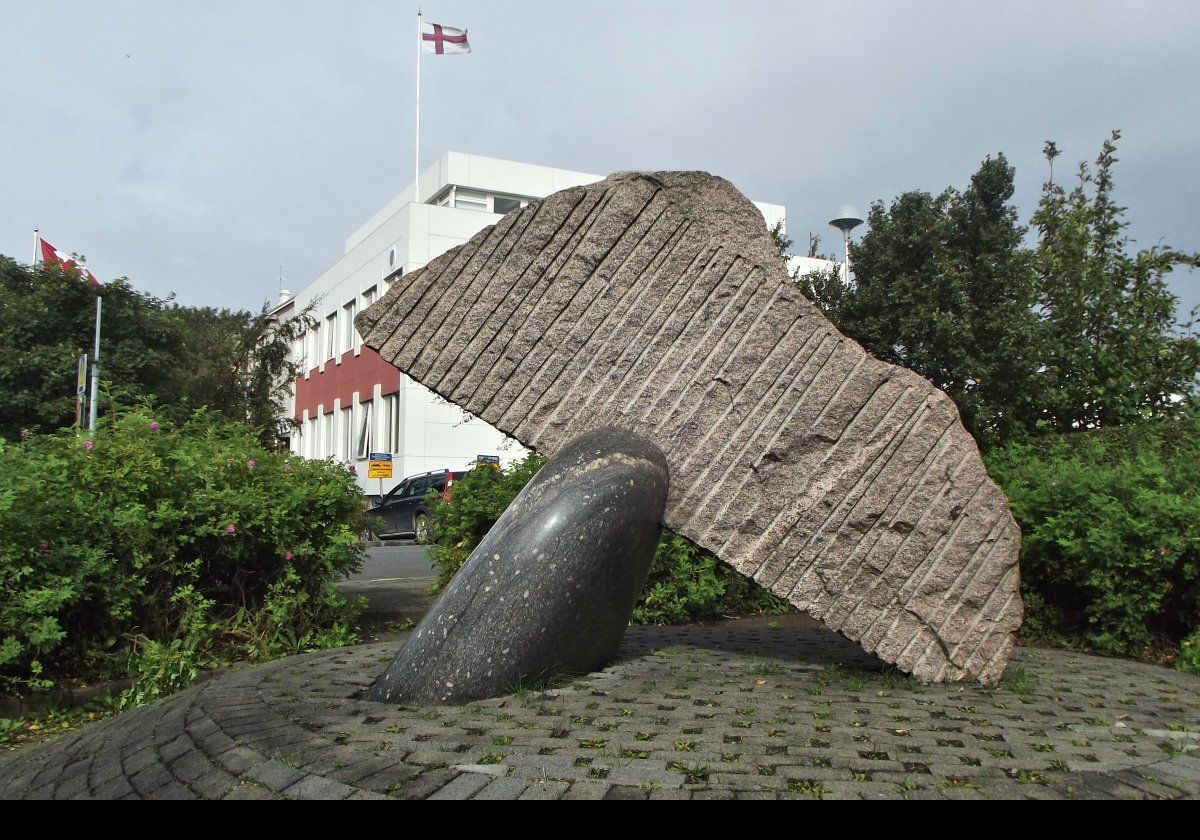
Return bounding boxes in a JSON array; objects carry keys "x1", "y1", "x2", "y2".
[{"x1": 829, "y1": 205, "x2": 864, "y2": 285}]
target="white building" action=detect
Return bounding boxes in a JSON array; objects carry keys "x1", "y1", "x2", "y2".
[{"x1": 281, "y1": 152, "x2": 794, "y2": 494}]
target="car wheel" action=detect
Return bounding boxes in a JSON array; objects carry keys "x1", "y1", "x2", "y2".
[{"x1": 414, "y1": 513, "x2": 431, "y2": 545}]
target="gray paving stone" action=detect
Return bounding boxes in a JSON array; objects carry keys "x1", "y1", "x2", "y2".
[
  {"x1": 245, "y1": 759, "x2": 306, "y2": 792},
  {"x1": 190, "y1": 767, "x2": 238, "y2": 800},
  {"x1": 518, "y1": 780, "x2": 570, "y2": 800},
  {"x1": 473, "y1": 776, "x2": 532, "y2": 800},
  {"x1": 282, "y1": 775, "x2": 357, "y2": 800},
  {"x1": 3, "y1": 632, "x2": 1200, "y2": 801},
  {"x1": 427, "y1": 772, "x2": 492, "y2": 800}
]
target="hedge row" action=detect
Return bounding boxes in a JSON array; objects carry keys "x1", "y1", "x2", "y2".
[{"x1": 0, "y1": 409, "x2": 365, "y2": 696}]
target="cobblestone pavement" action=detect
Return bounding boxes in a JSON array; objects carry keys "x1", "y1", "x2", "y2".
[{"x1": 2, "y1": 626, "x2": 1199, "y2": 799}]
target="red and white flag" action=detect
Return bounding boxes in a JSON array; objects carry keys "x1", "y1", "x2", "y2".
[
  {"x1": 421, "y1": 21, "x2": 471, "y2": 55},
  {"x1": 39, "y1": 237, "x2": 98, "y2": 285}
]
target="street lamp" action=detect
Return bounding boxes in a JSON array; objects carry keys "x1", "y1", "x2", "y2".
[{"x1": 829, "y1": 205, "x2": 864, "y2": 284}]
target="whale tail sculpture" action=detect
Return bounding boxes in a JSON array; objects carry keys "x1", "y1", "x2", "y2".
[
  {"x1": 369, "y1": 427, "x2": 668, "y2": 705},
  {"x1": 358, "y1": 170, "x2": 1022, "y2": 687}
]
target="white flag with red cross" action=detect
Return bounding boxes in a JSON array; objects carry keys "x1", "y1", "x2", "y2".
[{"x1": 420, "y1": 21, "x2": 470, "y2": 54}]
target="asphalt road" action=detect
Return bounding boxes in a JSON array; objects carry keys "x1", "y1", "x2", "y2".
[
  {"x1": 337, "y1": 545, "x2": 439, "y2": 644},
  {"x1": 348, "y1": 544, "x2": 436, "y2": 583}
]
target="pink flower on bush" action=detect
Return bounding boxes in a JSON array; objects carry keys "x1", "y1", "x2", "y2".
[
  {"x1": 247, "y1": 459, "x2": 256, "y2": 469},
  {"x1": 285, "y1": 552, "x2": 294, "y2": 561},
  {"x1": 38, "y1": 542, "x2": 48, "y2": 551},
  {"x1": 283, "y1": 463, "x2": 292, "y2": 473},
  {"x1": 84, "y1": 440, "x2": 94, "y2": 451},
  {"x1": 149, "y1": 422, "x2": 160, "y2": 431},
  {"x1": 225, "y1": 524, "x2": 236, "y2": 534}
]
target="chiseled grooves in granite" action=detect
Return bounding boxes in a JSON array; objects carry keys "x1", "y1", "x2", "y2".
[{"x1": 356, "y1": 171, "x2": 1022, "y2": 684}]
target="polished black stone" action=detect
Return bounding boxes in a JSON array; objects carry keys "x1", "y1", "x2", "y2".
[{"x1": 368, "y1": 427, "x2": 669, "y2": 704}]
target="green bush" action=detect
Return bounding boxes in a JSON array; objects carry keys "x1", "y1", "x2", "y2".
[
  {"x1": 986, "y1": 414, "x2": 1200, "y2": 659},
  {"x1": 0, "y1": 408, "x2": 365, "y2": 695},
  {"x1": 633, "y1": 532, "x2": 789, "y2": 625},
  {"x1": 426, "y1": 453, "x2": 789, "y2": 624},
  {"x1": 1177, "y1": 628, "x2": 1200, "y2": 676}
]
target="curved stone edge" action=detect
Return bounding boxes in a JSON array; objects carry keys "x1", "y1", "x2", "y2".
[
  {"x1": 356, "y1": 171, "x2": 1022, "y2": 684},
  {"x1": 370, "y1": 426, "x2": 669, "y2": 704}
]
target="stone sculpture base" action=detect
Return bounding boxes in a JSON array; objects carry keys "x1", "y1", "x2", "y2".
[{"x1": 369, "y1": 427, "x2": 668, "y2": 705}]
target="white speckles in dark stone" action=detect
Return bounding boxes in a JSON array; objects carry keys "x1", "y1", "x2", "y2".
[{"x1": 368, "y1": 427, "x2": 669, "y2": 705}]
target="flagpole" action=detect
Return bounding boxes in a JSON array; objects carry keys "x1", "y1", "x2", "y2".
[
  {"x1": 414, "y1": 10, "x2": 422, "y2": 204},
  {"x1": 88, "y1": 297, "x2": 101, "y2": 435},
  {"x1": 32, "y1": 229, "x2": 40, "y2": 266}
]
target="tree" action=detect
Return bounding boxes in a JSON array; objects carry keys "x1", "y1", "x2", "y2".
[
  {"x1": 0, "y1": 258, "x2": 183, "y2": 440},
  {"x1": 171, "y1": 304, "x2": 314, "y2": 446},
  {"x1": 798, "y1": 134, "x2": 1200, "y2": 449},
  {"x1": 1031, "y1": 131, "x2": 1200, "y2": 431},
  {"x1": 0, "y1": 257, "x2": 312, "y2": 444},
  {"x1": 814, "y1": 155, "x2": 1041, "y2": 448}
]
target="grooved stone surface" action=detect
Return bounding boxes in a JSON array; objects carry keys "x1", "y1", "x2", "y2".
[{"x1": 356, "y1": 171, "x2": 1022, "y2": 684}]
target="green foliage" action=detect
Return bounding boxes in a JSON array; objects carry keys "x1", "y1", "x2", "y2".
[
  {"x1": 801, "y1": 134, "x2": 1200, "y2": 450},
  {"x1": 794, "y1": 262, "x2": 852, "y2": 321},
  {"x1": 815, "y1": 154, "x2": 1041, "y2": 449},
  {"x1": 986, "y1": 414, "x2": 1200, "y2": 658},
  {"x1": 0, "y1": 407, "x2": 365, "y2": 695},
  {"x1": 633, "y1": 532, "x2": 788, "y2": 625},
  {"x1": 1031, "y1": 131, "x2": 1200, "y2": 433},
  {"x1": 426, "y1": 454, "x2": 789, "y2": 624},
  {"x1": 170, "y1": 303, "x2": 316, "y2": 446},
  {"x1": 0, "y1": 260, "x2": 182, "y2": 441},
  {"x1": 0, "y1": 257, "x2": 313, "y2": 446},
  {"x1": 1177, "y1": 628, "x2": 1200, "y2": 676}
]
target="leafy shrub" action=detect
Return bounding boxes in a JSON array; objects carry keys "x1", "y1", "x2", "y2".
[
  {"x1": 1177, "y1": 628, "x2": 1200, "y2": 676},
  {"x1": 426, "y1": 453, "x2": 789, "y2": 623},
  {"x1": 0, "y1": 408, "x2": 365, "y2": 695},
  {"x1": 634, "y1": 533, "x2": 789, "y2": 625},
  {"x1": 986, "y1": 414, "x2": 1200, "y2": 659}
]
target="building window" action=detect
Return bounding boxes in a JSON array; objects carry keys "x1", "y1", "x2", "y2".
[
  {"x1": 356, "y1": 402, "x2": 372, "y2": 460},
  {"x1": 343, "y1": 300, "x2": 357, "y2": 354},
  {"x1": 454, "y1": 188, "x2": 488, "y2": 212},
  {"x1": 493, "y1": 196, "x2": 523, "y2": 214},
  {"x1": 308, "y1": 323, "x2": 320, "y2": 369},
  {"x1": 341, "y1": 407, "x2": 352, "y2": 462},
  {"x1": 326, "y1": 313, "x2": 337, "y2": 361},
  {"x1": 324, "y1": 411, "x2": 334, "y2": 457}
]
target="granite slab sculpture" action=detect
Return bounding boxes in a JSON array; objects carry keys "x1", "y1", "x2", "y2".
[
  {"x1": 356, "y1": 171, "x2": 1023, "y2": 685},
  {"x1": 369, "y1": 426, "x2": 668, "y2": 704}
]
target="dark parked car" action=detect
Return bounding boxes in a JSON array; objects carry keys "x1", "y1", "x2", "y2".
[{"x1": 364, "y1": 469, "x2": 468, "y2": 543}]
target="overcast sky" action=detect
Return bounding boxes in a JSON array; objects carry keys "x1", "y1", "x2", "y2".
[{"x1": 3, "y1": 1, "x2": 1198, "y2": 317}]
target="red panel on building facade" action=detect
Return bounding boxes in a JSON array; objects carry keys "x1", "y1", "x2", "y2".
[{"x1": 294, "y1": 347, "x2": 402, "y2": 419}]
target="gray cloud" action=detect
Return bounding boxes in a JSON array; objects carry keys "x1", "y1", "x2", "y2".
[{"x1": 3, "y1": 0, "x2": 1197, "y2": 315}]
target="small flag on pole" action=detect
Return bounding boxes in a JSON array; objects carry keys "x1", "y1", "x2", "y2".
[
  {"x1": 39, "y1": 237, "x2": 99, "y2": 285},
  {"x1": 420, "y1": 21, "x2": 471, "y2": 54}
]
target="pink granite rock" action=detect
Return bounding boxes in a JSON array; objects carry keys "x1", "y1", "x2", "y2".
[{"x1": 357, "y1": 171, "x2": 1022, "y2": 684}]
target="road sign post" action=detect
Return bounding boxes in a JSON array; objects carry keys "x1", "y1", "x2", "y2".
[{"x1": 368, "y1": 451, "x2": 393, "y2": 498}]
